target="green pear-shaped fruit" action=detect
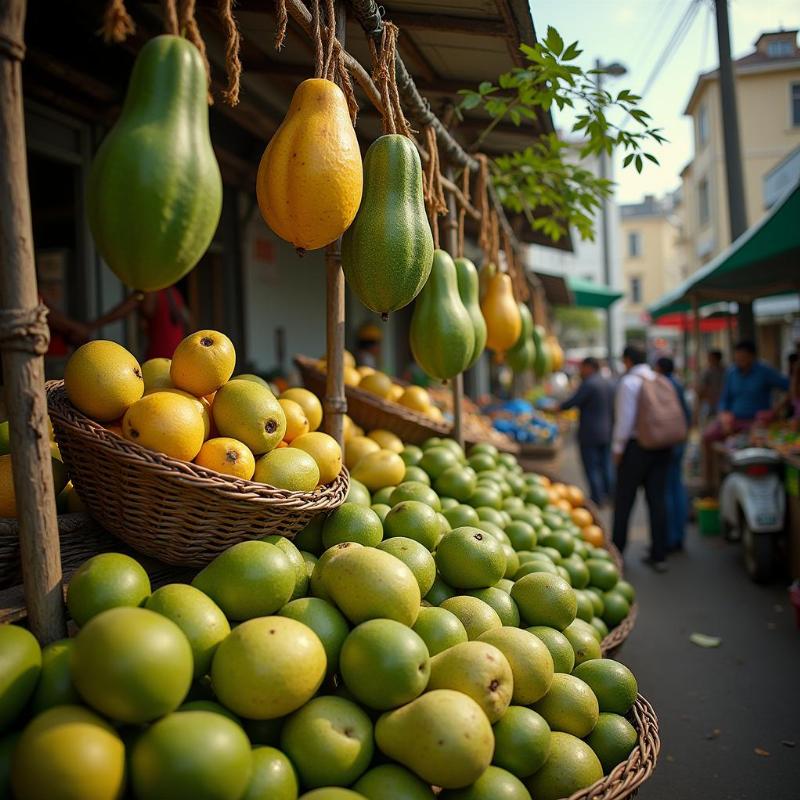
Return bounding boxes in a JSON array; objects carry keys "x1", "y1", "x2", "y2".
[
  {"x1": 532, "y1": 325, "x2": 548, "y2": 379},
  {"x1": 454, "y1": 257, "x2": 488, "y2": 369},
  {"x1": 87, "y1": 36, "x2": 222, "y2": 291},
  {"x1": 342, "y1": 135, "x2": 434, "y2": 314},
  {"x1": 427, "y1": 641, "x2": 513, "y2": 723},
  {"x1": 410, "y1": 250, "x2": 475, "y2": 380},
  {"x1": 323, "y1": 546, "x2": 421, "y2": 626},
  {"x1": 353, "y1": 763, "x2": 435, "y2": 799},
  {"x1": 505, "y1": 304, "x2": 535, "y2": 374},
  {"x1": 375, "y1": 690, "x2": 493, "y2": 789}
]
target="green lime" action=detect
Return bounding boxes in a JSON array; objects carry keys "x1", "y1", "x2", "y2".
[
  {"x1": 601, "y1": 591, "x2": 630, "y2": 627},
  {"x1": 466, "y1": 587, "x2": 520, "y2": 627},
  {"x1": 400, "y1": 445, "x2": 423, "y2": 466},
  {"x1": 572, "y1": 658, "x2": 637, "y2": 714},
  {"x1": 346, "y1": 478, "x2": 372, "y2": 507},
  {"x1": 531, "y1": 673, "x2": 599, "y2": 738},
  {"x1": 404, "y1": 465, "x2": 431, "y2": 486},
  {"x1": 440, "y1": 596, "x2": 502, "y2": 639},
  {"x1": 585, "y1": 712, "x2": 638, "y2": 773},
  {"x1": 561, "y1": 620, "x2": 602, "y2": 666},
  {"x1": 443, "y1": 504, "x2": 480, "y2": 529},
  {"x1": 586, "y1": 559, "x2": 619, "y2": 591},
  {"x1": 435, "y1": 527, "x2": 507, "y2": 589},
  {"x1": 511, "y1": 573, "x2": 577, "y2": 630},
  {"x1": 419, "y1": 446, "x2": 459, "y2": 480},
  {"x1": 322, "y1": 503, "x2": 383, "y2": 549},
  {"x1": 412, "y1": 606, "x2": 468, "y2": 656},
  {"x1": 378, "y1": 537, "x2": 437, "y2": 596},
  {"x1": 389, "y1": 482, "x2": 441, "y2": 511},
  {"x1": 492, "y1": 705, "x2": 551, "y2": 778},
  {"x1": 435, "y1": 466, "x2": 478, "y2": 501},
  {"x1": 524, "y1": 731, "x2": 603, "y2": 800},
  {"x1": 526, "y1": 626, "x2": 575, "y2": 674}
]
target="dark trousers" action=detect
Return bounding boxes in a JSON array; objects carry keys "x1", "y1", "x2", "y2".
[
  {"x1": 666, "y1": 444, "x2": 688, "y2": 549},
  {"x1": 612, "y1": 440, "x2": 671, "y2": 563},
  {"x1": 579, "y1": 442, "x2": 613, "y2": 505}
]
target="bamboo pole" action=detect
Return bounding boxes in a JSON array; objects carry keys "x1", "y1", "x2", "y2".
[
  {"x1": 0, "y1": 0, "x2": 66, "y2": 642},
  {"x1": 444, "y1": 166, "x2": 464, "y2": 449},
  {"x1": 322, "y1": 0, "x2": 346, "y2": 450}
]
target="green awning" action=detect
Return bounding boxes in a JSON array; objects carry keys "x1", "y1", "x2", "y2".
[
  {"x1": 649, "y1": 179, "x2": 800, "y2": 319},
  {"x1": 567, "y1": 277, "x2": 624, "y2": 309}
]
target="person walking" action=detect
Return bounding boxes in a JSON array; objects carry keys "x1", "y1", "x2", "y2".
[
  {"x1": 611, "y1": 345, "x2": 687, "y2": 572},
  {"x1": 557, "y1": 357, "x2": 615, "y2": 506},
  {"x1": 655, "y1": 356, "x2": 691, "y2": 553},
  {"x1": 697, "y1": 349, "x2": 725, "y2": 422}
]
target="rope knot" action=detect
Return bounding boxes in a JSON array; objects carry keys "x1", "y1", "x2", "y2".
[{"x1": 0, "y1": 305, "x2": 51, "y2": 355}]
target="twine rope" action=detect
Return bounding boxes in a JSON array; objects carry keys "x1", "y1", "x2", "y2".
[
  {"x1": 100, "y1": 0, "x2": 135, "y2": 43},
  {"x1": 423, "y1": 125, "x2": 447, "y2": 249},
  {"x1": 0, "y1": 306, "x2": 51, "y2": 355},
  {"x1": 178, "y1": 0, "x2": 212, "y2": 102},
  {"x1": 218, "y1": 0, "x2": 242, "y2": 106},
  {"x1": 490, "y1": 209, "x2": 500, "y2": 269},
  {"x1": 163, "y1": 0, "x2": 179, "y2": 35},
  {"x1": 457, "y1": 167, "x2": 471, "y2": 258},
  {"x1": 274, "y1": 0, "x2": 288, "y2": 50},
  {"x1": 474, "y1": 154, "x2": 492, "y2": 262}
]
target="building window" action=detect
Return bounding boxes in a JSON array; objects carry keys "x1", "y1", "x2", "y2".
[
  {"x1": 629, "y1": 276, "x2": 642, "y2": 304},
  {"x1": 697, "y1": 104, "x2": 708, "y2": 147},
  {"x1": 627, "y1": 231, "x2": 641, "y2": 257},
  {"x1": 792, "y1": 83, "x2": 800, "y2": 127},
  {"x1": 767, "y1": 40, "x2": 793, "y2": 58},
  {"x1": 698, "y1": 177, "x2": 710, "y2": 226}
]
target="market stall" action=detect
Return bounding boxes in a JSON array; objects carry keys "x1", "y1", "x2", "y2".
[{"x1": 0, "y1": 2, "x2": 658, "y2": 798}]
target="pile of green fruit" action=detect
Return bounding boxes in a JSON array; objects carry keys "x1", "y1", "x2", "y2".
[{"x1": 0, "y1": 438, "x2": 640, "y2": 800}]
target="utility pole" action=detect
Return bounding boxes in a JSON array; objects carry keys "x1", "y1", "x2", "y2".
[
  {"x1": 594, "y1": 59, "x2": 626, "y2": 372},
  {"x1": 714, "y1": 0, "x2": 753, "y2": 340}
]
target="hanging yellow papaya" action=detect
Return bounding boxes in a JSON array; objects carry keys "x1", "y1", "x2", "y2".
[
  {"x1": 481, "y1": 273, "x2": 522, "y2": 352},
  {"x1": 256, "y1": 79, "x2": 363, "y2": 252},
  {"x1": 86, "y1": 36, "x2": 222, "y2": 291}
]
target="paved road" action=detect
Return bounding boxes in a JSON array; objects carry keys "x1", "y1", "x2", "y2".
[{"x1": 522, "y1": 443, "x2": 799, "y2": 800}]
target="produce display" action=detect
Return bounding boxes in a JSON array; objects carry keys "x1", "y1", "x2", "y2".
[
  {"x1": 60, "y1": 331, "x2": 343, "y2": 492},
  {"x1": 0, "y1": 434, "x2": 639, "y2": 800},
  {"x1": 86, "y1": 36, "x2": 222, "y2": 292},
  {"x1": 484, "y1": 399, "x2": 561, "y2": 447}
]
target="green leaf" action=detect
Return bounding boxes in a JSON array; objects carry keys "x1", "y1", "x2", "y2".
[
  {"x1": 562, "y1": 41, "x2": 582, "y2": 61},
  {"x1": 635, "y1": 155, "x2": 643, "y2": 173},
  {"x1": 460, "y1": 93, "x2": 482, "y2": 110},
  {"x1": 690, "y1": 632, "x2": 721, "y2": 648},
  {"x1": 544, "y1": 26, "x2": 564, "y2": 56},
  {"x1": 623, "y1": 153, "x2": 634, "y2": 167},
  {"x1": 479, "y1": 81, "x2": 495, "y2": 95}
]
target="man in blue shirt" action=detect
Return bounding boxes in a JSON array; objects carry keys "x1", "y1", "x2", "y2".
[
  {"x1": 558, "y1": 357, "x2": 615, "y2": 505},
  {"x1": 703, "y1": 340, "x2": 789, "y2": 481}
]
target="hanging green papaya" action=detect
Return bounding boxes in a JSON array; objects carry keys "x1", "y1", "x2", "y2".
[
  {"x1": 532, "y1": 324, "x2": 548, "y2": 378},
  {"x1": 342, "y1": 135, "x2": 434, "y2": 314},
  {"x1": 454, "y1": 257, "x2": 487, "y2": 369},
  {"x1": 505, "y1": 303, "x2": 535, "y2": 373},
  {"x1": 87, "y1": 36, "x2": 222, "y2": 291},
  {"x1": 410, "y1": 250, "x2": 475, "y2": 381}
]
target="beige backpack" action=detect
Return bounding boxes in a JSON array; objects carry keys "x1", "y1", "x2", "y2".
[{"x1": 635, "y1": 375, "x2": 688, "y2": 450}]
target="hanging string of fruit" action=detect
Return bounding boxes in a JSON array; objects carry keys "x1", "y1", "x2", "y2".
[
  {"x1": 453, "y1": 168, "x2": 488, "y2": 371},
  {"x1": 341, "y1": 23, "x2": 434, "y2": 318},
  {"x1": 257, "y1": 0, "x2": 362, "y2": 254},
  {"x1": 87, "y1": 0, "x2": 230, "y2": 292},
  {"x1": 409, "y1": 130, "x2": 475, "y2": 381}
]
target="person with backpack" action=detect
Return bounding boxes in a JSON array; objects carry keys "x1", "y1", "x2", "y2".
[
  {"x1": 655, "y1": 356, "x2": 691, "y2": 553},
  {"x1": 611, "y1": 345, "x2": 688, "y2": 572}
]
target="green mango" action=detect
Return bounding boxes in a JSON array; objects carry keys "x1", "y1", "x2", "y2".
[
  {"x1": 454, "y1": 257, "x2": 488, "y2": 370},
  {"x1": 342, "y1": 135, "x2": 434, "y2": 314},
  {"x1": 87, "y1": 36, "x2": 222, "y2": 291},
  {"x1": 532, "y1": 325, "x2": 548, "y2": 379},
  {"x1": 410, "y1": 250, "x2": 475, "y2": 381}
]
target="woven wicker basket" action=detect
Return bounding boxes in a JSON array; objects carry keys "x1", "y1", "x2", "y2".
[
  {"x1": 0, "y1": 513, "x2": 114, "y2": 590},
  {"x1": 46, "y1": 382, "x2": 349, "y2": 567},
  {"x1": 296, "y1": 356, "x2": 452, "y2": 444},
  {"x1": 601, "y1": 602, "x2": 638, "y2": 656},
  {"x1": 567, "y1": 693, "x2": 660, "y2": 800}
]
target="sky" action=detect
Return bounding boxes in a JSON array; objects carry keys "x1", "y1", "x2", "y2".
[{"x1": 530, "y1": 0, "x2": 800, "y2": 204}]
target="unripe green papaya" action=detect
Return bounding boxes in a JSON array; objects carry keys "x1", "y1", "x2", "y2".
[
  {"x1": 532, "y1": 324, "x2": 548, "y2": 378},
  {"x1": 454, "y1": 257, "x2": 488, "y2": 370},
  {"x1": 87, "y1": 36, "x2": 222, "y2": 291},
  {"x1": 410, "y1": 250, "x2": 475, "y2": 381},
  {"x1": 506, "y1": 303, "x2": 535, "y2": 373},
  {"x1": 342, "y1": 135, "x2": 434, "y2": 314}
]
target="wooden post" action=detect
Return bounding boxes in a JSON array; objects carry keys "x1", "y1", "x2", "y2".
[
  {"x1": 323, "y1": 0, "x2": 347, "y2": 449},
  {"x1": 0, "y1": 0, "x2": 66, "y2": 642},
  {"x1": 444, "y1": 166, "x2": 464, "y2": 449}
]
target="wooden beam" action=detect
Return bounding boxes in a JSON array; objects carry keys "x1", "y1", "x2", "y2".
[
  {"x1": 396, "y1": 29, "x2": 437, "y2": 85},
  {"x1": 492, "y1": 0, "x2": 526, "y2": 67},
  {"x1": 0, "y1": 0, "x2": 67, "y2": 643},
  {"x1": 377, "y1": 11, "x2": 508, "y2": 37}
]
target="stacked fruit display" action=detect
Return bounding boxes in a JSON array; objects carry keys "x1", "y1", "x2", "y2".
[
  {"x1": 60, "y1": 331, "x2": 342, "y2": 492},
  {"x1": 1, "y1": 435, "x2": 640, "y2": 800}
]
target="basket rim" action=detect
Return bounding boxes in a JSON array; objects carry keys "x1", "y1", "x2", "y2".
[
  {"x1": 566, "y1": 693, "x2": 660, "y2": 800},
  {"x1": 601, "y1": 601, "x2": 638, "y2": 655},
  {"x1": 46, "y1": 380, "x2": 349, "y2": 508},
  {"x1": 295, "y1": 355, "x2": 453, "y2": 434}
]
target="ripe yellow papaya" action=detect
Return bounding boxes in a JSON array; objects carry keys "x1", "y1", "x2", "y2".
[
  {"x1": 481, "y1": 273, "x2": 522, "y2": 352},
  {"x1": 342, "y1": 135, "x2": 433, "y2": 313},
  {"x1": 410, "y1": 250, "x2": 475, "y2": 381},
  {"x1": 256, "y1": 79, "x2": 363, "y2": 252},
  {"x1": 87, "y1": 36, "x2": 222, "y2": 291}
]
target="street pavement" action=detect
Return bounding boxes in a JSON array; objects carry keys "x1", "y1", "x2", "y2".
[{"x1": 522, "y1": 443, "x2": 799, "y2": 800}]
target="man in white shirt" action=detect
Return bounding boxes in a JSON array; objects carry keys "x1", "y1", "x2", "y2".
[{"x1": 611, "y1": 345, "x2": 671, "y2": 572}]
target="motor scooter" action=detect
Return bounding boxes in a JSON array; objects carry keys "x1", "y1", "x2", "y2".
[{"x1": 719, "y1": 447, "x2": 786, "y2": 582}]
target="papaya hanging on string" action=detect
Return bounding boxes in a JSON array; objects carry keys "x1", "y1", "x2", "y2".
[{"x1": 87, "y1": 36, "x2": 222, "y2": 292}]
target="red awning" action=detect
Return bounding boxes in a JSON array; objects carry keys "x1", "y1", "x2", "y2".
[{"x1": 652, "y1": 312, "x2": 733, "y2": 333}]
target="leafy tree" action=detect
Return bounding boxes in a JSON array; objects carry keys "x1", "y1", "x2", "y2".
[{"x1": 458, "y1": 27, "x2": 665, "y2": 242}]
